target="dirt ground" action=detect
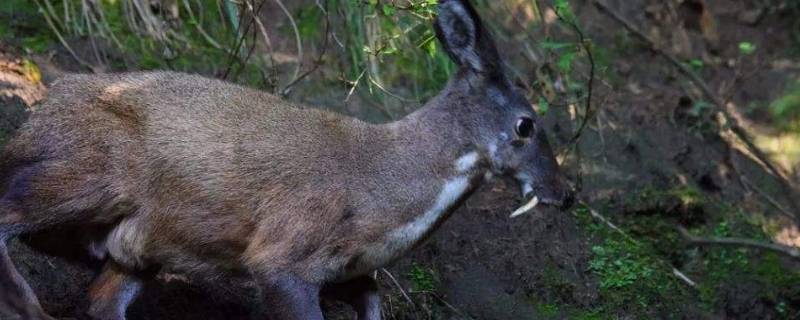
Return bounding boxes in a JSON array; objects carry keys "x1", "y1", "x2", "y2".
[{"x1": 1, "y1": 0, "x2": 800, "y2": 319}]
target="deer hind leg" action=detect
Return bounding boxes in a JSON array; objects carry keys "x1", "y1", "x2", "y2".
[
  {"x1": 322, "y1": 275, "x2": 381, "y2": 320},
  {"x1": 0, "y1": 206, "x2": 54, "y2": 320},
  {"x1": 0, "y1": 162, "x2": 119, "y2": 319},
  {"x1": 257, "y1": 273, "x2": 324, "y2": 320},
  {"x1": 87, "y1": 260, "x2": 145, "y2": 320}
]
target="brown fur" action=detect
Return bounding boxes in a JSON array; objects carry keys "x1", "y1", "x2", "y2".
[
  {"x1": 0, "y1": 1, "x2": 569, "y2": 318},
  {"x1": 2, "y1": 71, "x2": 491, "y2": 280}
]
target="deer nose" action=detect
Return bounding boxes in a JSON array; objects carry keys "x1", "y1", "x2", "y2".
[{"x1": 526, "y1": 184, "x2": 574, "y2": 211}]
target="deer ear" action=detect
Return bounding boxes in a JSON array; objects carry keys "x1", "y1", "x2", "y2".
[{"x1": 434, "y1": 0, "x2": 500, "y2": 73}]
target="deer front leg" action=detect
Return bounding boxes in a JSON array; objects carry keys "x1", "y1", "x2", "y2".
[
  {"x1": 322, "y1": 275, "x2": 381, "y2": 320},
  {"x1": 86, "y1": 261, "x2": 144, "y2": 320},
  {"x1": 258, "y1": 273, "x2": 324, "y2": 320}
]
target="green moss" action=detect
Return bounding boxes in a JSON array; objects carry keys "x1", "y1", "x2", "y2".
[
  {"x1": 570, "y1": 204, "x2": 693, "y2": 318},
  {"x1": 407, "y1": 263, "x2": 437, "y2": 293},
  {"x1": 589, "y1": 239, "x2": 655, "y2": 290},
  {"x1": 771, "y1": 79, "x2": 800, "y2": 132},
  {"x1": 535, "y1": 302, "x2": 560, "y2": 318},
  {"x1": 569, "y1": 308, "x2": 608, "y2": 320},
  {"x1": 691, "y1": 219, "x2": 800, "y2": 316}
]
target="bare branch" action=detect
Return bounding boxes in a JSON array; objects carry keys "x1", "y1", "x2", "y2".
[
  {"x1": 273, "y1": 0, "x2": 302, "y2": 82},
  {"x1": 677, "y1": 226, "x2": 800, "y2": 260},
  {"x1": 281, "y1": 0, "x2": 331, "y2": 96}
]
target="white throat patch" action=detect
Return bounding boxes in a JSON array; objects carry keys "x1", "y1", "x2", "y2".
[
  {"x1": 455, "y1": 151, "x2": 479, "y2": 173},
  {"x1": 347, "y1": 152, "x2": 481, "y2": 278},
  {"x1": 391, "y1": 176, "x2": 469, "y2": 243},
  {"x1": 354, "y1": 176, "x2": 471, "y2": 277}
]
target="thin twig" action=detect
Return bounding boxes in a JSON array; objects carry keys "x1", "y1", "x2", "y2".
[
  {"x1": 182, "y1": 0, "x2": 224, "y2": 50},
  {"x1": 549, "y1": 4, "x2": 596, "y2": 146},
  {"x1": 380, "y1": 268, "x2": 417, "y2": 308},
  {"x1": 281, "y1": 0, "x2": 332, "y2": 96},
  {"x1": 243, "y1": 0, "x2": 279, "y2": 90},
  {"x1": 594, "y1": 0, "x2": 800, "y2": 223},
  {"x1": 222, "y1": 0, "x2": 264, "y2": 80},
  {"x1": 345, "y1": 69, "x2": 367, "y2": 103},
  {"x1": 672, "y1": 268, "x2": 697, "y2": 287},
  {"x1": 274, "y1": 0, "x2": 303, "y2": 82},
  {"x1": 432, "y1": 293, "x2": 472, "y2": 319},
  {"x1": 367, "y1": 74, "x2": 419, "y2": 103},
  {"x1": 678, "y1": 226, "x2": 800, "y2": 260},
  {"x1": 740, "y1": 175, "x2": 795, "y2": 221}
]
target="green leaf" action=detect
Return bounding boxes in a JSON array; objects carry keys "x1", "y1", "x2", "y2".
[
  {"x1": 554, "y1": 0, "x2": 575, "y2": 22},
  {"x1": 540, "y1": 41, "x2": 574, "y2": 50},
  {"x1": 537, "y1": 96, "x2": 550, "y2": 115},
  {"x1": 382, "y1": 4, "x2": 395, "y2": 16},
  {"x1": 557, "y1": 51, "x2": 577, "y2": 73},
  {"x1": 382, "y1": 47, "x2": 398, "y2": 55},
  {"x1": 738, "y1": 41, "x2": 756, "y2": 55},
  {"x1": 424, "y1": 40, "x2": 438, "y2": 57},
  {"x1": 687, "y1": 59, "x2": 704, "y2": 71}
]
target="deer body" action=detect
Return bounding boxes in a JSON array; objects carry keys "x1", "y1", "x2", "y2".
[
  {"x1": 0, "y1": 1, "x2": 570, "y2": 319},
  {"x1": 11, "y1": 71, "x2": 483, "y2": 279}
]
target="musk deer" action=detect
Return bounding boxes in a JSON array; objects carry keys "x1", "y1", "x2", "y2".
[{"x1": 0, "y1": 0, "x2": 572, "y2": 319}]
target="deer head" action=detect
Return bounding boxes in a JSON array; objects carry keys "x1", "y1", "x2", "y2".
[{"x1": 433, "y1": 0, "x2": 573, "y2": 215}]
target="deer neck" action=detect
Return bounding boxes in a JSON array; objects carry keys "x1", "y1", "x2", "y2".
[{"x1": 344, "y1": 96, "x2": 487, "y2": 276}]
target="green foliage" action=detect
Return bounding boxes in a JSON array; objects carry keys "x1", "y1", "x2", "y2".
[
  {"x1": 569, "y1": 309, "x2": 606, "y2": 320},
  {"x1": 0, "y1": 0, "x2": 55, "y2": 52},
  {"x1": 687, "y1": 58, "x2": 704, "y2": 71},
  {"x1": 572, "y1": 204, "x2": 692, "y2": 317},
  {"x1": 691, "y1": 218, "x2": 800, "y2": 316},
  {"x1": 739, "y1": 41, "x2": 757, "y2": 55},
  {"x1": 553, "y1": 0, "x2": 576, "y2": 23},
  {"x1": 535, "y1": 302, "x2": 560, "y2": 318},
  {"x1": 333, "y1": 0, "x2": 454, "y2": 106},
  {"x1": 770, "y1": 79, "x2": 800, "y2": 131},
  {"x1": 612, "y1": 185, "x2": 800, "y2": 317},
  {"x1": 537, "y1": 96, "x2": 550, "y2": 115},
  {"x1": 535, "y1": 0, "x2": 602, "y2": 123},
  {"x1": 407, "y1": 263, "x2": 437, "y2": 293},
  {"x1": 296, "y1": 6, "x2": 324, "y2": 40},
  {"x1": 1, "y1": 0, "x2": 272, "y2": 87},
  {"x1": 589, "y1": 239, "x2": 655, "y2": 290}
]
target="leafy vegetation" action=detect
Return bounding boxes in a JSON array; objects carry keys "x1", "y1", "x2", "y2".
[
  {"x1": 575, "y1": 205, "x2": 691, "y2": 317},
  {"x1": 569, "y1": 185, "x2": 800, "y2": 318},
  {"x1": 771, "y1": 80, "x2": 800, "y2": 131},
  {"x1": 407, "y1": 263, "x2": 437, "y2": 293},
  {"x1": 327, "y1": 0, "x2": 454, "y2": 110}
]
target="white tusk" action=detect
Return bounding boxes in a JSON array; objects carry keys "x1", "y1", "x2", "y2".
[{"x1": 510, "y1": 196, "x2": 539, "y2": 218}]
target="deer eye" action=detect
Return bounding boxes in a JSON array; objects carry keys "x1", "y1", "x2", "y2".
[{"x1": 515, "y1": 117, "x2": 534, "y2": 138}]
